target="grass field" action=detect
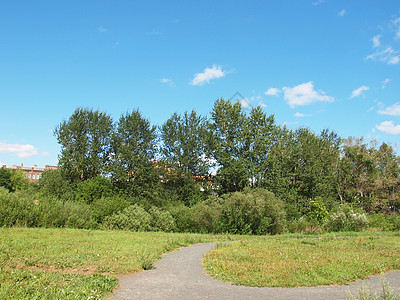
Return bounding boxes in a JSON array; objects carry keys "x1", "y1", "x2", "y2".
[
  {"x1": 0, "y1": 227, "x2": 222, "y2": 299},
  {"x1": 1, "y1": 228, "x2": 400, "y2": 299},
  {"x1": 203, "y1": 232, "x2": 400, "y2": 288}
]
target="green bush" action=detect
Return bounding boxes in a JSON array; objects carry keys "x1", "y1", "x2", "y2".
[
  {"x1": 168, "y1": 204, "x2": 197, "y2": 232},
  {"x1": 90, "y1": 196, "x2": 130, "y2": 224},
  {"x1": 148, "y1": 206, "x2": 176, "y2": 232},
  {"x1": 0, "y1": 188, "x2": 41, "y2": 227},
  {"x1": 102, "y1": 204, "x2": 152, "y2": 231},
  {"x1": 217, "y1": 188, "x2": 286, "y2": 235},
  {"x1": 0, "y1": 188, "x2": 93, "y2": 229},
  {"x1": 75, "y1": 176, "x2": 114, "y2": 204},
  {"x1": 368, "y1": 213, "x2": 400, "y2": 231},
  {"x1": 326, "y1": 204, "x2": 369, "y2": 232},
  {"x1": 38, "y1": 197, "x2": 92, "y2": 229},
  {"x1": 38, "y1": 169, "x2": 75, "y2": 201},
  {"x1": 191, "y1": 197, "x2": 222, "y2": 233}
]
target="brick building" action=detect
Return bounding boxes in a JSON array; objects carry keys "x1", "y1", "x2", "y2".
[{"x1": 1, "y1": 164, "x2": 58, "y2": 182}]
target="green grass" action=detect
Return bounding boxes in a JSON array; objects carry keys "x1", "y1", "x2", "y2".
[
  {"x1": 2, "y1": 228, "x2": 400, "y2": 298},
  {"x1": 0, "y1": 227, "x2": 224, "y2": 299},
  {"x1": 203, "y1": 233, "x2": 400, "y2": 288}
]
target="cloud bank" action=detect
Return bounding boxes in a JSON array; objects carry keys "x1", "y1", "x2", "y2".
[{"x1": 0, "y1": 142, "x2": 39, "y2": 158}]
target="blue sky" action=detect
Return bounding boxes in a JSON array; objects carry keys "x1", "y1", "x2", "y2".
[{"x1": 1, "y1": 0, "x2": 400, "y2": 167}]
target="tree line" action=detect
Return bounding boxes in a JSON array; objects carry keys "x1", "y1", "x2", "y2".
[
  {"x1": 54, "y1": 99, "x2": 400, "y2": 214},
  {"x1": 1, "y1": 98, "x2": 399, "y2": 234}
]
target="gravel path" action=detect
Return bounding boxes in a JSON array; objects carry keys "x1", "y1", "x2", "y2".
[{"x1": 111, "y1": 242, "x2": 400, "y2": 300}]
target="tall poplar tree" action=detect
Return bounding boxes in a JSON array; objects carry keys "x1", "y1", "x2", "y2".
[{"x1": 55, "y1": 107, "x2": 114, "y2": 183}]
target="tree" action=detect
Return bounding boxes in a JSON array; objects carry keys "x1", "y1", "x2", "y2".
[
  {"x1": 160, "y1": 110, "x2": 211, "y2": 204},
  {"x1": 242, "y1": 106, "x2": 277, "y2": 188},
  {"x1": 0, "y1": 168, "x2": 12, "y2": 192},
  {"x1": 209, "y1": 99, "x2": 248, "y2": 193},
  {"x1": 161, "y1": 110, "x2": 210, "y2": 176},
  {"x1": 55, "y1": 107, "x2": 114, "y2": 183},
  {"x1": 110, "y1": 109, "x2": 159, "y2": 198},
  {"x1": 0, "y1": 168, "x2": 28, "y2": 192}
]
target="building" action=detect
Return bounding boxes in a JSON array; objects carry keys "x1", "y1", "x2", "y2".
[{"x1": 1, "y1": 164, "x2": 58, "y2": 182}]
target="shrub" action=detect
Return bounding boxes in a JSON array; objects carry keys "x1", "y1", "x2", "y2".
[
  {"x1": 368, "y1": 213, "x2": 400, "y2": 231},
  {"x1": 191, "y1": 197, "x2": 222, "y2": 233},
  {"x1": 0, "y1": 188, "x2": 41, "y2": 227},
  {"x1": 217, "y1": 188, "x2": 286, "y2": 235},
  {"x1": 38, "y1": 169, "x2": 75, "y2": 201},
  {"x1": 102, "y1": 205, "x2": 152, "y2": 231},
  {"x1": 326, "y1": 204, "x2": 369, "y2": 232},
  {"x1": 148, "y1": 206, "x2": 176, "y2": 232},
  {"x1": 91, "y1": 196, "x2": 130, "y2": 224},
  {"x1": 38, "y1": 197, "x2": 92, "y2": 229},
  {"x1": 75, "y1": 176, "x2": 114, "y2": 204},
  {"x1": 168, "y1": 204, "x2": 197, "y2": 233}
]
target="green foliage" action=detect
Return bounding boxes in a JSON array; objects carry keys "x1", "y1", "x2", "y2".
[
  {"x1": 0, "y1": 168, "x2": 29, "y2": 192},
  {"x1": 0, "y1": 188, "x2": 41, "y2": 227},
  {"x1": 148, "y1": 206, "x2": 176, "y2": 232},
  {"x1": 0, "y1": 188, "x2": 93, "y2": 229},
  {"x1": 191, "y1": 197, "x2": 222, "y2": 233},
  {"x1": 167, "y1": 204, "x2": 197, "y2": 232},
  {"x1": 307, "y1": 196, "x2": 329, "y2": 226},
  {"x1": 218, "y1": 188, "x2": 286, "y2": 235},
  {"x1": 75, "y1": 176, "x2": 114, "y2": 204},
  {"x1": 368, "y1": 213, "x2": 400, "y2": 231},
  {"x1": 55, "y1": 107, "x2": 114, "y2": 183},
  {"x1": 90, "y1": 196, "x2": 130, "y2": 224},
  {"x1": 110, "y1": 109, "x2": 158, "y2": 196},
  {"x1": 102, "y1": 204, "x2": 176, "y2": 232},
  {"x1": 0, "y1": 168, "x2": 12, "y2": 191},
  {"x1": 326, "y1": 204, "x2": 369, "y2": 232},
  {"x1": 102, "y1": 204, "x2": 152, "y2": 231},
  {"x1": 38, "y1": 169, "x2": 75, "y2": 201}
]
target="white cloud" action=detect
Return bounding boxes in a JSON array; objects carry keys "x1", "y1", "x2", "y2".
[
  {"x1": 367, "y1": 47, "x2": 400, "y2": 65},
  {"x1": 41, "y1": 152, "x2": 51, "y2": 157},
  {"x1": 376, "y1": 121, "x2": 400, "y2": 135},
  {"x1": 282, "y1": 81, "x2": 334, "y2": 108},
  {"x1": 377, "y1": 102, "x2": 400, "y2": 116},
  {"x1": 191, "y1": 65, "x2": 226, "y2": 86},
  {"x1": 338, "y1": 9, "x2": 346, "y2": 17},
  {"x1": 0, "y1": 142, "x2": 39, "y2": 158},
  {"x1": 381, "y1": 78, "x2": 390, "y2": 89},
  {"x1": 160, "y1": 78, "x2": 175, "y2": 87},
  {"x1": 264, "y1": 88, "x2": 280, "y2": 96},
  {"x1": 294, "y1": 112, "x2": 307, "y2": 117},
  {"x1": 371, "y1": 35, "x2": 382, "y2": 48},
  {"x1": 98, "y1": 26, "x2": 108, "y2": 33},
  {"x1": 350, "y1": 85, "x2": 370, "y2": 98}
]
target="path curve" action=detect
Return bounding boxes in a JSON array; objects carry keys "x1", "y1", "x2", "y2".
[{"x1": 111, "y1": 243, "x2": 400, "y2": 300}]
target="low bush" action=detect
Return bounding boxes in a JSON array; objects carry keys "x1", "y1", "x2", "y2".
[
  {"x1": 217, "y1": 188, "x2": 286, "y2": 235},
  {"x1": 191, "y1": 197, "x2": 222, "y2": 233},
  {"x1": 149, "y1": 206, "x2": 176, "y2": 232},
  {"x1": 326, "y1": 204, "x2": 369, "y2": 232},
  {"x1": 90, "y1": 196, "x2": 130, "y2": 224},
  {"x1": 0, "y1": 187, "x2": 41, "y2": 227},
  {"x1": 102, "y1": 204, "x2": 152, "y2": 231},
  {"x1": 168, "y1": 204, "x2": 197, "y2": 232},
  {"x1": 368, "y1": 213, "x2": 400, "y2": 231}
]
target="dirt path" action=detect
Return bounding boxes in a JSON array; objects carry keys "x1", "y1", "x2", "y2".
[{"x1": 111, "y1": 242, "x2": 400, "y2": 300}]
